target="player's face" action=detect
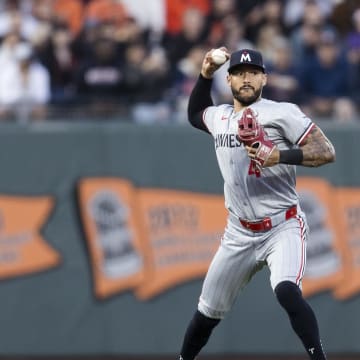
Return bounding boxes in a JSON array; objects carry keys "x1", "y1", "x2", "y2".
[{"x1": 227, "y1": 65, "x2": 267, "y2": 106}]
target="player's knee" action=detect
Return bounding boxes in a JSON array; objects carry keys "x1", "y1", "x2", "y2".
[
  {"x1": 198, "y1": 300, "x2": 226, "y2": 320},
  {"x1": 274, "y1": 280, "x2": 303, "y2": 312}
]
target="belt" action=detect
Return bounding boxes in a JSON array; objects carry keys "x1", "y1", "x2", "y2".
[{"x1": 236, "y1": 206, "x2": 298, "y2": 232}]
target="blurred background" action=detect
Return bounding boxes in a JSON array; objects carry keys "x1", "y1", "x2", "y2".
[
  {"x1": 0, "y1": 1, "x2": 359, "y2": 360},
  {"x1": 0, "y1": 0, "x2": 358, "y2": 124}
]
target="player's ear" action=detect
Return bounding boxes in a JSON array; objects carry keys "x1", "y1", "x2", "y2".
[
  {"x1": 227, "y1": 73, "x2": 231, "y2": 85},
  {"x1": 262, "y1": 73, "x2": 267, "y2": 86}
]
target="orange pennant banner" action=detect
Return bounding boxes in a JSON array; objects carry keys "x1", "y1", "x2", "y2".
[
  {"x1": 77, "y1": 177, "x2": 360, "y2": 301},
  {"x1": 296, "y1": 177, "x2": 345, "y2": 297},
  {"x1": 0, "y1": 195, "x2": 60, "y2": 279},
  {"x1": 78, "y1": 178, "x2": 148, "y2": 299},
  {"x1": 78, "y1": 178, "x2": 226, "y2": 300},
  {"x1": 332, "y1": 188, "x2": 360, "y2": 300},
  {"x1": 135, "y1": 188, "x2": 226, "y2": 300}
]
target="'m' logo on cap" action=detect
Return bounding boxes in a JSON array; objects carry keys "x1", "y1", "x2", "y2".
[{"x1": 240, "y1": 52, "x2": 251, "y2": 62}]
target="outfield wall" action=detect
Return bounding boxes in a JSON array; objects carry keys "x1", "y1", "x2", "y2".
[{"x1": 0, "y1": 121, "x2": 359, "y2": 357}]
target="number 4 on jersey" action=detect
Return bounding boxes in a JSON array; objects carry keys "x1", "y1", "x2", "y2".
[{"x1": 248, "y1": 159, "x2": 261, "y2": 177}]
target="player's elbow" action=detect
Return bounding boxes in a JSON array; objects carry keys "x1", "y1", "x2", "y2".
[
  {"x1": 315, "y1": 148, "x2": 335, "y2": 167},
  {"x1": 319, "y1": 141, "x2": 336, "y2": 166},
  {"x1": 326, "y1": 145, "x2": 336, "y2": 164}
]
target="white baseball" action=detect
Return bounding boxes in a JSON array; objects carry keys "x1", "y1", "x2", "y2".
[{"x1": 211, "y1": 49, "x2": 227, "y2": 65}]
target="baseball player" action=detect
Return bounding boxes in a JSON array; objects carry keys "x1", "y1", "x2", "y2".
[{"x1": 178, "y1": 48, "x2": 335, "y2": 360}]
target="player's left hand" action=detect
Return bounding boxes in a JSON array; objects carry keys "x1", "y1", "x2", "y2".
[
  {"x1": 238, "y1": 108, "x2": 278, "y2": 169},
  {"x1": 245, "y1": 145, "x2": 280, "y2": 167}
]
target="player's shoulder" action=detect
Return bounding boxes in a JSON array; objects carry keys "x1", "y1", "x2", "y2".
[
  {"x1": 257, "y1": 98, "x2": 306, "y2": 117},
  {"x1": 214, "y1": 104, "x2": 233, "y2": 112},
  {"x1": 258, "y1": 98, "x2": 300, "y2": 110},
  {"x1": 204, "y1": 103, "x2": 233, "y2": 118}
]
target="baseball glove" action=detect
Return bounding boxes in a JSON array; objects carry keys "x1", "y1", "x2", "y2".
[{"x1": 237, "y1": 108, "x2": 275, "y2": 167}]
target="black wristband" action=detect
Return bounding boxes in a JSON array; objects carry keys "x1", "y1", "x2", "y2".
[{"x1": 279, "y1": 149, "x2": 304, "y2": 165}]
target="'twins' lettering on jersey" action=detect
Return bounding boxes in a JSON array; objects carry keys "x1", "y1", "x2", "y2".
[{"x1": 214, "y1": 133, "x2": 242, "y2": 148}]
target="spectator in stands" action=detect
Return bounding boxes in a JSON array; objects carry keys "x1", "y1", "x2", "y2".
[
  {"x1": 112, "y1": 16, "x2": 149, "y2": 53},
  {"x1": 241, "y1": 0, "x2": 267, "y2": 43},
  {"x1": 27, "y1": 0, "x2": 55, "y2": 58},
  {"x1": 284, "y1": 0, "x2": 335, "y2": 31},
  {"x1": 345, "y1": 8, "x2": 360, "y2": 51},
  {"x1": 261, "y1": 0, "x2": 286, "y2": 30},
  {"x1": 74, "y1": 36, "x2": 124, "y2": 115},
  {"x1": 246, "y1": 0, "x2": 288, "y2": 47},
  {"x1": 220, "y1": 14, "x2": 253, "y2": 53},
  {"x1": 298, "y1": 29, "x2": 356, "y2": 122},
  {"x1": 72, "y1": 21, "x2": 101, "y2": 66},
  {"x1": 31, "y1": 0, "x2": 53, "y2": 23},
  {"x1": 205, "y1": 0, "x2": 241, "y2": 48},
  {"x1": 165, "y1": 0, "x2": 210, "y2": 36},
  {"x1": 263, "y1": 36, "x2": 301, "y2": 104},
  {"x1": 53, "y1": 0, "x2": 84, "y2": 37},
  {"x1": 0, "y1": 0, "x2": 38, "y2": 41},
  {"x1": 120, "y1": 0, "x2": 166, "y2": 45},
  {"x1": 289, "y1": 0, "x2": 327, "y2": 66},
  {"x1": 170, "y1": 44, "x2": 207, "y2": 123},
  {"x1": 84, "y1": 0, "x2": 128, "y2": 27},
  {"x1": 37, "y1": 23, "x2": 76, "y2": 104},
  {"x1": 0, "y1": 42, "x2": 50, "y2": 122},
  {"x1": 345, "y1": 8, "x2": 360, "y2": 111},
  {"x1": 0, "y1": 30, "x2": 22, "y2": 67},
  {"x1": 122, "y1": 42, "x2": 171, "y2": 124},
  {"x1": 122, "y1": 42, "x2": 169, "y2": 102},
  {"x1": 255, "y1": 22, "x2": 284, "y2": 63},
  {"x1": 0, "y1": 0, "x2": 356, "y2": 123},
  {"x1": 162, "y1": 7, "x2": 208, "y2": 70}
]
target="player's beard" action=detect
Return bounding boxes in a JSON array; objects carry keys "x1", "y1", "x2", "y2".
[{"x1": 231, "y1": 85, "x2": 262, "y2": 106}]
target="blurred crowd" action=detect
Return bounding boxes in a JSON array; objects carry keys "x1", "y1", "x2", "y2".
[{"x1": 0, "y1": 0, "x2": 358, "y2": 124}]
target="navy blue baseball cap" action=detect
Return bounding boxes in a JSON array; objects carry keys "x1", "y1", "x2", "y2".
[{"x1": 228, "y1": 49, "x2": 265, "y2": 73}]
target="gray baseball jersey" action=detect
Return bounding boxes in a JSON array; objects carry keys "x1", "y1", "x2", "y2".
[
  {"x1": 203, "y1": 98, "x2": 314, "y2": 219},
  {"x1": 197, "y1": 98, "x2": 313, "y2": 319}
]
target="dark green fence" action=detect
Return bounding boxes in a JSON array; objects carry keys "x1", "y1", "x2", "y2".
[{"x1": 0, "y1": 121, "x2": 359, "y2": 357}]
